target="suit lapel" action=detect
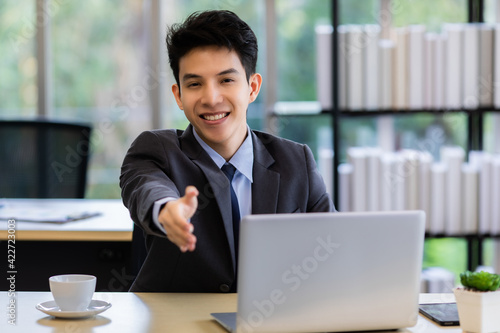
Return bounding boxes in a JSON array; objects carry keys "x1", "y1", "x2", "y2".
[
  {"x1": 251, "y1": 131, "x2": 280, "y2": 214},
  {"x1": 181, "y1": 126, "x2": 237, "y2": 271},
  {"x1": 180, "y1": 127, "x2": 281, "y2": 271}
]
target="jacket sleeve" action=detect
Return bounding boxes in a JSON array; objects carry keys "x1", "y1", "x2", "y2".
[{"x1": 119, "y1": 130, "x2": 180, "y2": 237}]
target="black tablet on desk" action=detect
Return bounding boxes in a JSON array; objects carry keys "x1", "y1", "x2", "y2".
[{"x1": 419, "y1": 303, "x2": 460, "y2": 326}]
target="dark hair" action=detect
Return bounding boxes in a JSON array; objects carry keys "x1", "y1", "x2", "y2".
[{"x1": 166, "y1": 10, "x2": 258, "y2": 86}]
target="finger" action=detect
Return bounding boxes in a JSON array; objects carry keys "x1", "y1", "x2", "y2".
[
  {"x1": 167, "y1": 219, "x2": 193, "y2": 241},
  {"x1": 160, "y1": 212, "x2": 189, "y2": 244},
  {"x1": 163, "y1": 213, "x2": 195, "y2": 249},
  {"x1": 187, "y1": 234, "x2": 197, "y2": 251},
  {"x1": 167, "y1": 229, "x2": 194, "y2": 249},
  {"x1": 173, "y1": 213, "x2": 194, "y2": 234},
  {"x1": 171, "y1": 232, "x2": 196, "y2": 252},
  {"x1": 184, "y1": 185, "x2": 199, "y2": 198}
]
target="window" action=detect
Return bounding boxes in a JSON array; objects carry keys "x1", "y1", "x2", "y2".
[
  {"x1": 49, "y1": 1, "x2": 152, "y2": 198},
  {"x1": 0, "y1": 0, "x2": 267, "y2": 199},
  {"x1": 0, "y1": 1, "x2": 37, "y2": 117}
]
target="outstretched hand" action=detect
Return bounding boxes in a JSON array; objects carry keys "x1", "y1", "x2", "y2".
[{"x1": 158, "y1": 186, "x2": 199, "y2": 252}]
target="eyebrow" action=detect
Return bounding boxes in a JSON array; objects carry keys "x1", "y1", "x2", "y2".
[{"x1": 181, "y1": 68, "x2": 240, "y2": 83}]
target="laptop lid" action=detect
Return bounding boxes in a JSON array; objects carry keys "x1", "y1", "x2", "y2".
[{"x1": 213, "y1": 210, "x2": 425, "y2": 333}]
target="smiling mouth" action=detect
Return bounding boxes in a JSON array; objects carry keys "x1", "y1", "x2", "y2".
[{"x1": 201, "y1": 113, "x2": 229, "y2": 121}]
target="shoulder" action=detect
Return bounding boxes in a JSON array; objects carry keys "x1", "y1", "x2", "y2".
[
  {"x1": 138, "y1": 128, "x2": 183, "y2": 141},
  {"x1": 251, "y1": 129, "x2": 310, "y2": 158},
  {"x1": 251, "y1": 129, "x2": 315, "y2": 171},
  {"x1": 130, "y1": 128, "x2": 185, "y2": 147},
  {"x1": 251, "y1": 129, "x2": 306, "y2": 150}
]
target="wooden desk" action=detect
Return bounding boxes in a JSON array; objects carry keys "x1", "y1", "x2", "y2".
[
  {"x1": 0, "y1": 199, "x2": 133, "y2": 241},
  {"x1": 0, "y1": 199, "x2": 135, "y2": 291},
  {"x1": 0, "y1": 292, "x2": 462, "y2": 332}
]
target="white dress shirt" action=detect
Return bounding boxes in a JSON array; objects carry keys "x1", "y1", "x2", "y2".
[{"x1": 152, "y1": 126, "x2": 254, "y2": 233}]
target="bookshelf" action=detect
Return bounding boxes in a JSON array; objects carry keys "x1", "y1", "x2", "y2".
[
  {"x1": 329, "y1": 0, "x2": 498, "y2": 271},
  {"x1": 269, "y1": 0, "x2": 500, "y2": 272}
]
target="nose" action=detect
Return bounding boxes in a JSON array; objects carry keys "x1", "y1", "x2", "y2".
[{"x1": 201, "y1": 82, "x2": 223, "y2": 106}]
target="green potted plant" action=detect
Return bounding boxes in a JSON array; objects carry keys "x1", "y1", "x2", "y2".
[{"x1": 453, "y1": 270, "x2": 500, "y2": 333}]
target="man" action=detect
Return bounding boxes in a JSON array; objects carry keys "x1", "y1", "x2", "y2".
[{"x1": 120, "y1": 10, "x2": 335, "y2": 293}]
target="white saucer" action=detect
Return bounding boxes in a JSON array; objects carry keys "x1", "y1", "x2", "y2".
[{"x1": 36, "y1": 300, "x2": 112, "y2": 318}]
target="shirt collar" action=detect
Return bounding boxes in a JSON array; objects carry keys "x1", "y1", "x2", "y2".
[{"x1": 192, "y1": 126, "x2": 254, "y2": 183}]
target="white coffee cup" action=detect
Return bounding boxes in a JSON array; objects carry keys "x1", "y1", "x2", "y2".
[{"x1": 49, "y1": 274, "x2": 96, "y2": 311}]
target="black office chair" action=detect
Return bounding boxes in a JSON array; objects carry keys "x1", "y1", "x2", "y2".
[{"x1": 0, "y1": 119, "x2": 92, "y2": 198}]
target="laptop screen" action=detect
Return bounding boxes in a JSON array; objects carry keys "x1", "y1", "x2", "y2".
[{"x1": 224, "y1": 211, "x2": 425, "y2": 333}]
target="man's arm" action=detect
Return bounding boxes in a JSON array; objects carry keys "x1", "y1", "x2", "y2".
[{"x1": 120, "y1": 130, "x2": 201, "y2": 251}]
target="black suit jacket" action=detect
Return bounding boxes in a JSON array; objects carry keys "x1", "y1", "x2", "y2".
[{"x1": 120, "y1": 125, "x2": 335, "y2": 292}]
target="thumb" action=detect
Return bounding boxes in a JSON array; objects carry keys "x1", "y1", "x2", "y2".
[{"x1": 183, "y1": 185, "x2": 199, "y2": 202}]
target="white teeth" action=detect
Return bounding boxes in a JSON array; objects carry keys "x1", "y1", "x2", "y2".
[{"x1": 204, "y1": 113, "x2": 228, "y2": 121}]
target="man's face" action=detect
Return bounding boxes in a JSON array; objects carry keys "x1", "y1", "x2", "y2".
[{"x1": 172, "y1": 46, "x2": 261, "y2": 159}]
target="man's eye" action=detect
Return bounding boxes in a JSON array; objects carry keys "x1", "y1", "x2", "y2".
[
  {"x1": 187, "y1": 82, "x2": 200, "y2": 87},
  {"x1": 222, "y1": 78, "x2": 234, "y2": 83}
]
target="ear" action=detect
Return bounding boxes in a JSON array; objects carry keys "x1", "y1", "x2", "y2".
[
  {"x1": 172, "y1": 84, "x2": 183, "y2": 110},
  {"x1": 248, "y1": 73, "x2": 262, "y2": 104}
]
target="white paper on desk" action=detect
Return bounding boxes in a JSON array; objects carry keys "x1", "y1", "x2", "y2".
[{"x1": 0, "y1": 207, "x2": 101, "y2": 223}]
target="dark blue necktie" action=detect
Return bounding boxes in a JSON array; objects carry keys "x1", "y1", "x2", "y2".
[{"x1": 221, "y1": 163, "x2": 241, "y2": 268}]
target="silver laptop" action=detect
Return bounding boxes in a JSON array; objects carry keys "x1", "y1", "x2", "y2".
[{"x1": 212, "y1": 210, "x2": 425, "y2": 333}]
